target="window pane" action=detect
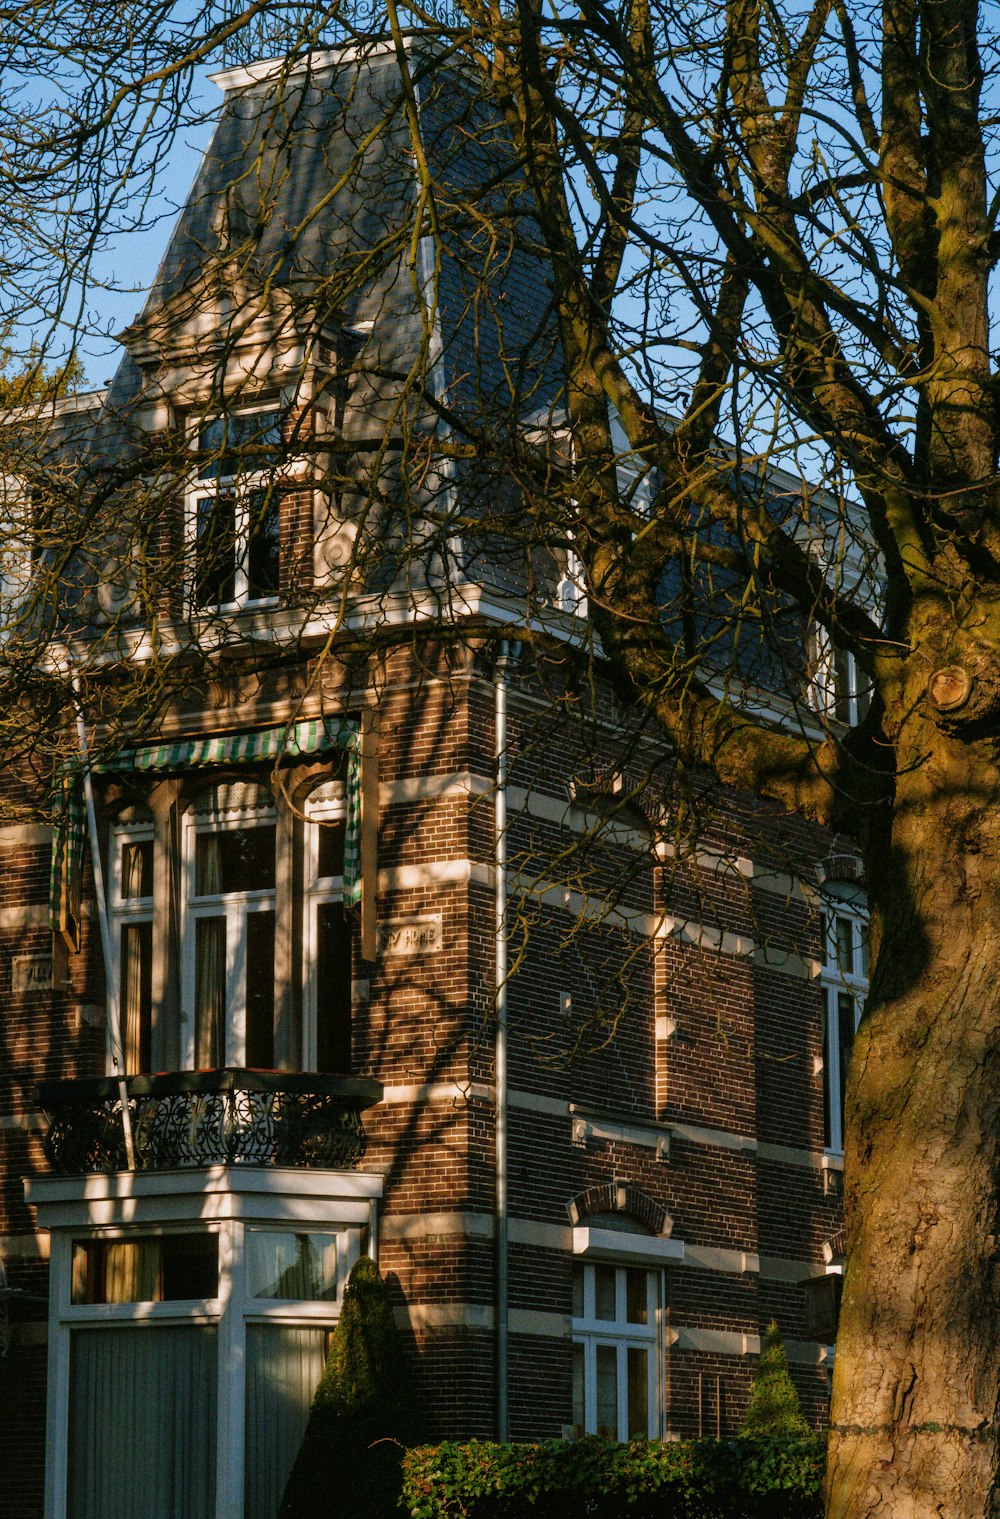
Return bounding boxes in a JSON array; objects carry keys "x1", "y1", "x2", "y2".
[
  {"x1": 316, "y1": 819, "x2": 346, "y2": 879},
  {"x1": 823, "y1": 993, "x2": 833, "y2": 1150},
  {"x1": 594, "y1": 1265, "x2": 616, "y2": 1322},
  {"x1": 246, "y1": 1230, "x2": 338, "y2": 1300},
  {"x1": 315, "y1": 904, "x2": 351, "y2": 1073},
  {"x1": 160, "y1": 1234, "x2": 219, "y2": 1301},
  {"x1": 198, "y1": 410, "x2": 283, "y2": 479},
  {"x1": 571, "y1": 1265, "x2": 584, "y2": 1320},
  {"x1": 245, "y1": 910, "x2": 275, "y2": 1069},
  {"x1": 627, "y1": 1347, "x2": 650, "y2": 1438},
  {"x1": 244, "y1": 1325, "x2": 326, "y2": 1519},
  {"x1": 69, "y1": 1325, "x2": 217, "y2": 1519},
  {"x1": 836, "y1": 916, "x2": 853, "y2": 973},
  {"x1": 247, "y1": 487, "x2": 280, "y2": 601},
  {"x1": 195, "y1": 915, "x2": 225, "y2": 1067},
  {"x1": 572, "y1": 1342, "x2": 585, "y2": 1436},
  {"x1": 120, "y1": 839, "x2": 152, "y2": 899},
  {"x1": 195, "y1": 493, "x2": 237, "y2": 607},
  {"x1": 196, "y1": 826, "x2": 275, "y2": 895},
  {"x1": 595, "y1": 1345, "x2": 617, "y2": 1439},
  {"x1": 626, "y1": 1269, "x2": 648, "y2": 1325},
  {"x1": 122, "y1": 921, "x2": 152, "y2": 1074},
  {"x1": 71, "y1": 1235, "x2": 218, "y2": 1304}
]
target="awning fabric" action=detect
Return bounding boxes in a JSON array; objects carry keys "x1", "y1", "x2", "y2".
[{"x1": 50, "y1": 717, "x2": 361, "y2": 941}]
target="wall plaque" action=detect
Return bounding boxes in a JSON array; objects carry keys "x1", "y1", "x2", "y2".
[
  {"x1": 12, "y1": 955, "x2": 54, "y2": 994},
  {"x1": 377, "y1": 915, "x2": 443, "y2": 957}
]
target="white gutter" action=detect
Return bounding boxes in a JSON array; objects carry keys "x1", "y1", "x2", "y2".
[
  {"x1": 72, "y1": 682, "x2": 135, "y2": 1169},
  {"x1": 494, "y1": 639, "x2": 517, "y2": 1441}
]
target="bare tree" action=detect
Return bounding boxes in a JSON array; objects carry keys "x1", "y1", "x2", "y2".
[{"x1": 4, "y1": 2, "x2": 1000, "y2": 1515}]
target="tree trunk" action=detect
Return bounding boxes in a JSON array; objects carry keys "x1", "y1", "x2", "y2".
[{"x1": 827, "y1": 731, "x2": 1000, "y2": 1518}]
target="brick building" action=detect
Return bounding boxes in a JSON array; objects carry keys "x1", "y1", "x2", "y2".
[{"x1": 0, "y1": 40, "x2": 860, "y2": 1519}]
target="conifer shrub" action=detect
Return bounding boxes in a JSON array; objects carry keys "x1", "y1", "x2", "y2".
[
  {"x1": 278, "y1": 1255, "x2": 416, "y2": 1519},
  {"x1": 740, "y1": 1321, "x2": 811, "y2": 1438}
]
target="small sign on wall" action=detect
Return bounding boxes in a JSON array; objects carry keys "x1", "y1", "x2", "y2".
[
  {"x1": 12, "y1": 955, "x2": 54, "y2": 994},
  {"x1": 377, "y1": 915, "x2": 443, "y2": 957}
]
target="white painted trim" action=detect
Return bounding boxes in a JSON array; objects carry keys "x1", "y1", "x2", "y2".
[
  {"x1": 0, "y1": 904, "x2": 61, "y2": 929},
  {"x1": 510, "y1": 1308, "x2": 572, "y2": 1337},
  {"x1": 0, "y1": 1230, "x2": 49, "y2": 1259},
  {"x1": 666, "y1": 919, "x2": 754, "y2": 958},
  {"x1": 380, "y1": 1211, "x2": 493, "y2": 1242},
  {"x1": 572, "y1": 1227, "x2": 684, "y2": 1265},
  {"x1": 672, "y1": 1325, "x2": 760, "y2": 1356},
  {"x1": 377, "y1": 859, "x2": 493, "y2": 892},
  {"x1": 392, "y1": 1302, "x2": 572, "y2": 1338},
  {"x1": 656, "y1": 842, "x2": 821, "y2": 906},
  {"x1": 569, "y1": 1108, "x2": 671, "y2": 1158},
  {"x1": 379, "y1": 1080, "x2": 494, "y2": 1106},
  {"x1": 380, "y1": 772, "x2": 490, "y2": 806},
  {"x1": 668, "y1": 1119, "x2": 757, "y2": 1154},
  {"x1": 507, "y1": 1088, "x2": 567, "y2": 1118},
  {"x1": 683, "y1": 1245, "x2": 759, "y2": 1276},
  {"x1": 0, "y1": 821, "x2": 51, "y2": 846},
  {"x1": 757, "y1": 1141, "x2": 836, "y2": 1170},
  {"x1": 758, "y1": 1255, "x2": 831, "y2": 1282},
  {"x1": 0, "y1": 1110, "x2": 44, "y2": 1132},
  {"x1": 753, "y1": 944, "x2": 822, "y2": 980}
]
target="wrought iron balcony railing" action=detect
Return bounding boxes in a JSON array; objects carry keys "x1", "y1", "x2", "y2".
[{"x1": 37, "y1": 1069, "x2": 383, "y2": 1174}]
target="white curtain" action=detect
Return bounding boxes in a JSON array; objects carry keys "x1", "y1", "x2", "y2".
[
  {"x1": 244, "y1": 1325, "x2": 327, "y2": 1519},
  {"x1": 69, "y1": 1325, "x2": 217, "y2": 1519}
]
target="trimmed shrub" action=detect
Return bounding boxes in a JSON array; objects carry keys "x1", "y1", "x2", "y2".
[
  {"x1": 741, "y1": 1321, "x2": 811, "y2": 1438},
  {"x1": 400, "y1": 1434, "x2": 827, "y2": 1519},
  {"x1": 279, "y1": 1256, "x2": 417, "y2": 1519}
]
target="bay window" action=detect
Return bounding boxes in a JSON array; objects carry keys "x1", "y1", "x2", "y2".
[{"x1": 30, "y1": 1170, "x2": 381, "y2": 1519}]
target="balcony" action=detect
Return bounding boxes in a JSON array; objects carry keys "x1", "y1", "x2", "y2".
[{"x1": 37, "y1": 1068, "x2": 382, "y2": 1174}]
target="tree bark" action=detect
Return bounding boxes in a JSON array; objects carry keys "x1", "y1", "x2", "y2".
[{"x1": 828, "y1": 716, "x2": 1000, "y2": 1518}]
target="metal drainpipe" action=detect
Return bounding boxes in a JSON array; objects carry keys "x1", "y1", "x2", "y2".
[
  {"x1": 494, "y1": 639, "x2": 515, "y2": 1442},
  {"x1": 73, "y1": 682, "x2": 135, "y2": 1169}
]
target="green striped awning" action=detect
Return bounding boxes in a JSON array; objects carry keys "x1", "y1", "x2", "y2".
[{"x1": 50, "y1": 717, "x2": 362, "y2": 941}]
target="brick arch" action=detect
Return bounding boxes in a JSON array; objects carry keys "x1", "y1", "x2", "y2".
[{"x1": 566, "y1": 1182, "x2": 669, "y2": 1236}]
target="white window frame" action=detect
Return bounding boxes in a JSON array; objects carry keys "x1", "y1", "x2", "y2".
[
  {"x1": 820, "y1": 896, "x2": 868, "y2": 1156},
  {"x1": 108, "y1": 818, "x2": 155, "y2": 1074},
  {"x1": 181, "y1": 795, "x2": 278, "y2": 1069},
  {"x1": 555, "y1": 544, "x2": 588, "y2": 618},
  {"x1": 186, "y1": 404, "x2": 284, "y2": 613},
  {"x1": 808, "y1": 627, "x2": 873, "y2": 728},
  {"x1": 302, "y1": 787, "x2": 349, "y2": 1073},
  {"x1": 571, "y1": 1262, "x2": 663, "y2": 1440}
]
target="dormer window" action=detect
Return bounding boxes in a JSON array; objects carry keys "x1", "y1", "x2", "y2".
[{"x1": 189, "y1": 408, "x2": 283, "y2": 610}]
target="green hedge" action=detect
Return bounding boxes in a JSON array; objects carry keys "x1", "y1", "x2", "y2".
[{"x1": 400, "y1": 1434, "x2": 826, "y2": 1519}]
